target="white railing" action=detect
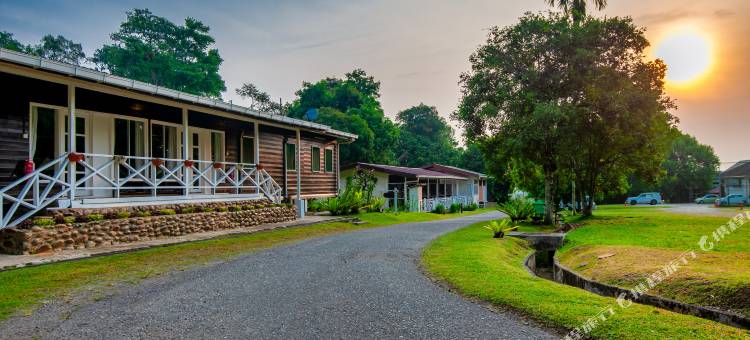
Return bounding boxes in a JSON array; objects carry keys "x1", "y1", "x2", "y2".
[
  {"x1": 422, "y1": 196, "x2": 469, "y2": 212},
  {"x1": 0, "y1": 153, "x2": 283, "y2": 229}
]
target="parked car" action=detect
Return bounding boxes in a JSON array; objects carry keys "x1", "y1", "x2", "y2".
[
  {"x1": 626, "y1": 192, "x2": 662, "y2": 206},
  {"x1": 694, "y1": 194, "x2": 719, "y2": 204},
  {"x1": 717, "y1": 194, "x2": 748, "y2": 206}
]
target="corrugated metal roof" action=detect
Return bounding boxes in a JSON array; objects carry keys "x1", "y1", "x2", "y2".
[
  {"x1": 422, "y1": 163, "x2": 487, "y2": 179},
  {"x1": 347, "y1": 163, "x2": 468, "y2": 180},
  {"x1": 0, "y1": 48, "x2": 357, "y2": 141},
  {"x1": 721, "y1": 160, "x2": 750, "y2": 178}
]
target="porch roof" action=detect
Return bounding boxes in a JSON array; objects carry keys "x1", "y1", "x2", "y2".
[
  {"x1": 422, "y1": 163, "x2": 487, "y2": 179},
  {"x1": 721, "y1": 160, "x2": 750, "y2": 178},
  {"x1": 347, "y1": 163, "x2": 468, "y2": 180},
  {"x1": 0, "y1": 48, "x2": 357, "y2": 141}
]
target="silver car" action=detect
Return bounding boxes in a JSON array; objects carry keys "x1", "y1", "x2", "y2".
[
  {"x1": 626, "y1": 192, "x2": 662, "y2": 206},
  {"x1": 717, "y1": 194, "x2": 748, "y2": 206}
]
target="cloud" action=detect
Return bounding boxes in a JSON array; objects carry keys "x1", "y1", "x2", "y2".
[{"x1": 636, "y1": 8, "x2": 734, "y2": 25}]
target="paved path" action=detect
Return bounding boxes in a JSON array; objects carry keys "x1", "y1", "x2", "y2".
[{"x1": 0, "y1": 212, "x2": 556, "y2": 339}]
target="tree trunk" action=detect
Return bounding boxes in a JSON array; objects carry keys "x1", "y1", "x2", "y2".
[
  {"x1": 582, "y1": 198, "x2": 593, "y2": 217},
  {"x1": 544, "y1": 171, "x2": 555, "y2": 225}
]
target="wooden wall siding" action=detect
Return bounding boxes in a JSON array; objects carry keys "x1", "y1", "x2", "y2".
[
  {"x1": 0, "y1": 72, "x2": 67, "y2": 183},
  {"x1": 257, "y1": 125, "x2": 339, "y2": 198}
]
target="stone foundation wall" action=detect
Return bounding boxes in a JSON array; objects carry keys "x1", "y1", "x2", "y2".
[{"x1": 0, "y1": 204, "x2": 297, "y2": 255}]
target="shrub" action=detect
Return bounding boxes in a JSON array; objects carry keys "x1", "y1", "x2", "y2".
[
  {"x1": 155, "y1": 209, "x2": 176, "y2": 216},
  {"x1": 228, "y1": 205, "x2": 242, "y2": 212},
  {"x1": 464, "y1": 203, "x2": 478, "y2": 211},
  {"x1": 433, "y1": 204, "x2": 447, "y2": 214},
  {"x1": 135, "y1": 211, "x2": 152, "y2": 217},
  {"x1": 367, "y1": 197, "x2": 385, "y2": 212},
  {"x1": 63, "y1": 216, "x2": 76, "y2": 224},
  {"x1": 216, "y1": 206, "x2": 229, "y2": 212},
  {"x1": 449, "y1": 203, "x2": 462, "y2": 214},
  {"x1": 33, "y1": 217, "x2": 55, "y2": 227},
  {"x1": 203, "y1": 208, "x2": 215, "y2": 213},
  {"x1": 497, "y1": 198, "x2": 534, "y2": 222},
  {"x1": 308, "y1": 199, "x2": 324, "y2": 212},
  {"x1": 483, "y1": 219, "x2": 517, "y2": 238},
  {"x1": 86, "y1": 214, "x2": 105, "y2": 222},
  {"x1": 180, "y1": 207, "x2": 195, "y2": 214},
  {"x1": 242, "y1": 205, "x2": 254, "y2": 211},
  {"x1": 115, "y1": 211, "x2": 131, "y2": 219}
]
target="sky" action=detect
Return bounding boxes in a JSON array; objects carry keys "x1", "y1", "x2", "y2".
[{"x1": 1, "y1": 0, "x2": 748, "y2": 168}]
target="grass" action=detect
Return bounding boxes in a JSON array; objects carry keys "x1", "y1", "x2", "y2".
[
  {"x1": 0, "y1": 208, "x2": 493, "y2": 321},
  {"x1": 421, "y1": 220, "x2": 749, "y2": 339},
  {"x1": 557, "y1": 205, "x2": 750, "y2": 316}
]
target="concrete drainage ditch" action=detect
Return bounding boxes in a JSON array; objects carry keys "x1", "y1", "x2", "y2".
[{"x1": 512, "y1": 232, "x2": 750, "y2": 330}]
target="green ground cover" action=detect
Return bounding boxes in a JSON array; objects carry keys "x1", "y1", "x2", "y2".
[
  {"x1": 421, "y1": 218, "x2": 748, "y2": 338},
  {"x1": 0, "y1": 208, "x2": 492, "y2": 321}
]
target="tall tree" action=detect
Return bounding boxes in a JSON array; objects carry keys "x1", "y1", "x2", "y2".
[
  {"x1": 235, "y1": 82, "x2": 284, "y2": 114},
  {"x1": 657, "y1": 132, "x2": 720, "y2": 202},
  {"x1": 545, "y1": 0, "x2": 607, "y2": 22},
  {"x1": 455, "y1": 12, "x2": 575, "y2": 223},
  {"x1": 93, "y1": 8, "x2": 226, "y2": 97},
  {"x1": 288, "y1": 70, "x2": 399, "y2": 165},
  {"x1": 32, "y1": 34, "x2": 86, "y2": 65},
  {"x1": 0, "y1": 31, "x2": 28, "y2": 52},
  {"x1": 396, "y1": 104, "x2": 459, "y2": 167}
]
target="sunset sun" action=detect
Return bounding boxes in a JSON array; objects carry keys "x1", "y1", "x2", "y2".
[{"x1": 654, "y1": 28, "x2": 714, "y2": 87}]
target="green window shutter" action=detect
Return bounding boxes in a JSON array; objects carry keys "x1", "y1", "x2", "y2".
[
  {"x1": 285, "y1": 143, "x2": 296, "y2": 170},
  {"x1": 325, "y1": 149, "x2": 333, "y2": 172},
  {"x1": 311, "y1": 146, "x2": 321, "y2": 171}
]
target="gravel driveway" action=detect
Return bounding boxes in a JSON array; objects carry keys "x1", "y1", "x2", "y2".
[{"x1": 0, "y1": 212, "x2": 556, "y2": 339}]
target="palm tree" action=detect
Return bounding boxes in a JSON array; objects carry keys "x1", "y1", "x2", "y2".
[{"x1": 545, "y1": 0, "x2": 607, "y2": 22}]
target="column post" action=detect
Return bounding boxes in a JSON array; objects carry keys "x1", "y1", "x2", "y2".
[
  {"x1": 254, "y1": 122, "x2": 260, "y2": 195},
  {"x1": 67, "y1": 85, "x2": 76, "y2": 202},
  {"x1": 296, "y1": 129, "x2": 303, "y2": 218},
  {"x1": 182, "y1": 108, "x2": 189, "y2": 197}
]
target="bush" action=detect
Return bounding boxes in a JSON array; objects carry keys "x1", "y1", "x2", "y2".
[
  {"x1": 202, "y1": 208, "x2": 215, "y2": 213},
  {"x1": 156, "y1": 209, "x2": 176, "y2": 216},
  {"x1": 33, "y1": 217, "x2": 55, "y2": 227},
  {"x1": 136, "y1": 211, "x2": 152, "y2": 217},
  {"x1": 63, "y1": 216, "x2": 76, "y2": 224},
  {"x1": 85, "y1": 214, "x2": 105, "y2": 222},
  {"x1": 483, "y1": 219, "x2": 517, "y2": 238},
  {"x1": 115, "y1": 211, "x2": 131, "y2": 219},
  {"x1": 228, "y1": 205, "x2": 242, "y2": 212},
  {"x1": 433, "y1": 204, "x2": 447, "y2": 214},
  {"x1": 497, "y1": 198, "x2": 534, "y2": 222},
  {"x1": 367, "y1": 197, "x2": 385, "y2": 212},
  {"x1": 180, "y1": 207, "x2": 195, "y2": 214},
  {"x1": 464, "y1": 203, "x2": 478, "y2": 211},
  {"x1": 449, "y1": 203, "x2": 462, "y2": 214},
  {"x1": 217, "y1": 206, "x2": 229, "y2": 212},
  {"x1": 308, "y1": 199, "x2": 324, "y2": 212}
]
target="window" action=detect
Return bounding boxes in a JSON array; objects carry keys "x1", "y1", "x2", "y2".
[
  {"x1": 241, "y1": 136, "x2": 254, "y2": 164},
  {"x1": 191, "y1": 133, "x2": 200, "y2": 160},
  {"x1": 211, "y1": 132, "x2": 224, "y2": 162},
  {"x1": 114, "y1": 118, "x2": 145, "y2": 177},
  {"x1": 285, "y1": 143, "x2": 296, "y2": 171},
  {"x1": 151, "y1": 123, "x2": 179, "y2": 159},
  {"x1": 324, "y1": 149, "x2": 333, "y2": 172},
  {"x1": 311, "y1": 146, "x2": 320, "y2": 172}
]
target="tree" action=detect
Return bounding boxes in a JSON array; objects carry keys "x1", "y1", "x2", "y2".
[
  {"x1": 559, "y1": 16, "x2": 676, "y2": 216},
  {"x1": 455, "y1": 12, "x2": 575, "y2": 223},
  {"x1": 93, "y1": 8, "x2": 225, "y2": 97},
  {"x1": 0, "y1": 31, "x2": 28, "y2": 52},
  {"x1": 288, "y1": 70, "x2": 399, "y2": 165},
  {"x1": 396, "y1": 104, "x2": 459, "y2": 167},
  {"x1": 658, "y1": 132, "x2": 720, "y2": 202},
  {"x1": 545, "y1": 0, "x2": 607, "y2": 22},
  {"x1": 235, "y1": 82, "x2": 284, "y2": 114},
  {"x1": 32, "y1": 35, "x2": 86, "y2": 65}
]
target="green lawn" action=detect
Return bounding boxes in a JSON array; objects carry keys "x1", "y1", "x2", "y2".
[
  {"x1": 421, "y1": 219, "x2": 748, "y2": 338},
  {"x1": 558, "y1": 205, "x2": 750, "y2": 315},
  {"x1": 0, "y1": 208, "x2": 493, "y2": 321}
]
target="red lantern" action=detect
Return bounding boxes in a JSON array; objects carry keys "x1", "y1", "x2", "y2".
[{"x1": 24, "y1": 160, "x2": 35, "y2": 175}]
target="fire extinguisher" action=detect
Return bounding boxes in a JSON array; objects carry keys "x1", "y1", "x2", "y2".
[{"x1": 24, "y1": 160, "x2": 35, "y2": 175}]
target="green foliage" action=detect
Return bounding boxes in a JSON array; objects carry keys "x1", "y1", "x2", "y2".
[
  {"x1": 455, "y1": 12, "x2": 676, "y2": 219},
  {"x1": 115, "y1": 211, "x2": 131, "y2": 219},
  {"x1": 1, "y1": 31, "x2": 86, "y2": 65},
  {"x1": 156, "y1": 209, "x2": 176, "y2": 216},
  {"x1": 0, "y1": 31, "x2": 27, "y2": 52},
  {"x1": 228, "y1": 205, "x2": 242, "y2": 212},
  {"x1": 432, "y1": 204, "x2": 447, "y2": 214},
  {"x1": 92, "y1": 8, "x2": 225, "y2": 97},
  {"x1": 367, "y1": 197, "x2": 385, "y2": 213},
  {"x1": 85, "y1": 214, "x2": 105, "y2": 222},
  {"x1": 396, "y1": 104, "x2": 459, "y2": 167},
  {"x1": 307, "y1": 199, "x2": 324, "y2": 213},
  {"x1": 202, "y1": 208, "x2": 215, "y2": 213},
  {"x1": 449, "y1": 203, "x2": 462, "y2": 214},
  {"x1": 33, "y1": 217, "x2": 55, "y2": 227},
  {"x1": 180, "y1": 207, "x2": 195, "y2": 214},
  {"x1": 464, "y1": 203, "x2": 478, "y2": 211},
  {"x1": 287, "y1": 70, "x2": 399, "y2": 165},
  {"x1": 236, "y1": 83, "x2": 284, "y2": 114},
  {"x1": 482, "y1": 219, "x2": 517, "y2": 238},
  {"x1": 63, "y1": 216, "x2": 77, "y2": 224},
  {"x1": 497, "y1": 198, "x2": 535, "y2": 223},
  {"x1": 216, "y1": 206, "x2": 229, "y2": 213},
  {"x1": 655, "y1": 132, "x2": 720, "y2": 202},
  {"x1": 545, "y1": 0, "x2": 608, "y2": 22},
  {"x1": 136, "y1": 211, "x2": 152, "y2": 217}
]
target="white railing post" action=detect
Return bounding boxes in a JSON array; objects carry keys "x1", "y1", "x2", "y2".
[
  {"x1": 67, "y1": 85, "x2": 76, "y2": 202},
  {"x1": 182, "y1": 108, "x2": 189, "y2": 198}
]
